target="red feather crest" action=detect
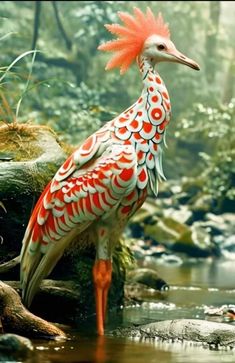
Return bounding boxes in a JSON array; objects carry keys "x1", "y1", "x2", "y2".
[{"x1": 98, "y1": 7, "x2": 170, "y2": 74}]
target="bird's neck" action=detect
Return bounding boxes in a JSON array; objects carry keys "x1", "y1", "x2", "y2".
[
  {"x1": 112, "y1": 56, "x2": 171, "y2": 195},
  {"x1": 138, "y1": 56, "x2": 170, "y2": 104},
  {"x1": 113, "y1": 55, "x2": 171, "y2": 148}
]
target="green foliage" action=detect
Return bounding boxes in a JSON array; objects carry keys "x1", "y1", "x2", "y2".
[
  {"x1": 175, "y1": 99, "x2": 235, "y2": 210},
  {"x1": 200, "y1": 148, "x2": 235, "y2": 211}
]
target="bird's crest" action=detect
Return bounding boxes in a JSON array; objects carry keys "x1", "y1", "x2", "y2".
[{"x1": 98, "y1": 7, "x2": 170, "y2": 75}]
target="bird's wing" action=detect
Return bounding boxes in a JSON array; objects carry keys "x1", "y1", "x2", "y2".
[{"x1": 20, "y1": 141, "x2": 138, "y2": 307}]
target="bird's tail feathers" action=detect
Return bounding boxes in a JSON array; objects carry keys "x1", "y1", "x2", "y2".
[{"x1": 21, "y1": 222, "x2": 91, "y2": 308}]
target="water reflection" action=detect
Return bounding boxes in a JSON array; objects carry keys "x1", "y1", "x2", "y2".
[
  {"x1": 34, "y1": 258, "x2": 235, "y2": 362},
  {"x1": 145, "y1": 256, "x2": 235, "y2": 289},
  {"x1": 34, "y1": 334, "x2": 235, "y2": 363}
]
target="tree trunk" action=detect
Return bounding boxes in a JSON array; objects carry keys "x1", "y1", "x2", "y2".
[
  {"x1": 205, "y1": 1, "x2": 221, "y2": 84},
  {"x1": 222, "y1": 49, "x2": 235, "y2": 103}
]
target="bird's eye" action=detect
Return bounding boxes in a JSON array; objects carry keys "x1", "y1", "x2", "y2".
[{"x1": 157, "y1": 44, "x2": 166, "y2": 51}]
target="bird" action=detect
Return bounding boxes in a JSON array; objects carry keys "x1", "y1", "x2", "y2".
[{"x1": 20, "y1": 7, "x2": 200, "y2": 336}]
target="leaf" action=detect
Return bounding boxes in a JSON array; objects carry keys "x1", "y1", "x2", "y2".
[
  {"x1": 15, "y1": 50, "x2": 37, "y2": 118},
  {"x1": 0, "y1": 31, "x2": 17, "y2": 42},
  {"x1": 0, "y1": 201, "x2": 7, "y2": 213},
  {"x1": 0, "y1": 50, "x2": 41, "y2": 84}
]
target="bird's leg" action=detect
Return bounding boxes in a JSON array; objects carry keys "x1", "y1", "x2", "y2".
[
  {"x1": 93, "y1": 227, "x2": 112, "y2": 336},
  {"x1": 93, "y1": 259, "x2": 112, "y2": 335}
]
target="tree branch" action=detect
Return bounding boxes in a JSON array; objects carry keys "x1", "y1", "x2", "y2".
[{"x1": 51, "y1": 1, "x2": 72, "y2": 51}]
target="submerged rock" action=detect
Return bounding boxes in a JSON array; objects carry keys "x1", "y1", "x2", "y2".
[
  {"x1": 0, "y1": 333, "x2": 34, "y2": 362},
  {"x1": 112, "y1": 319, "x2": 235, "y2": 349},
  {"x1": 126, "y1": 268, "x2": 169, "y2": 291}
]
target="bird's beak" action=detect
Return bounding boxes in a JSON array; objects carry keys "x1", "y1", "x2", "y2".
[{"x1": 167, "y1": 48, "x2": 200, "y2": 71}]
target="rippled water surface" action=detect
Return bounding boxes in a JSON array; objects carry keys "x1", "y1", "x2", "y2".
[{"x1": 32, "y1": 257, "x2": 235, "y2": 362}]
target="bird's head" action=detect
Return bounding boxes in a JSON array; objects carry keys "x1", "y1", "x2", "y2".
[{"x1": 98, "y1": 7, "x2": 200, "y2": 74}]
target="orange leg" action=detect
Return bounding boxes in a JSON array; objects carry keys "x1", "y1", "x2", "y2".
[{"x1": 93, "y1": 259, "x2": 112, "y2": 336}]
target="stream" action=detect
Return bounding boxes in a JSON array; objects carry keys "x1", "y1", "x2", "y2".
[{"x1": 29, "y1": 256, "x2": 235, "y2": 362}]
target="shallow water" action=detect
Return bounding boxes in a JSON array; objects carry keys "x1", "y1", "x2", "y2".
[{"x1": 32, "y1": 257, "x2": 235, "y2": 362}]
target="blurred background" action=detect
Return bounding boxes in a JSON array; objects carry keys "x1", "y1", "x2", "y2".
[
  {"x1": 0, "y1": 1, "x2": 234, "y2": 214},
  {"x1": 0, "y1": 3, "x2": 235, "y2": 361},
  {"x1": 0, "y1": 0, "x2": 234, "y2": 253}
]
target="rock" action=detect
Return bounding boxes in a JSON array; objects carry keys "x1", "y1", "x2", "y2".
[
  {"x1": 204, "y1": 305, "x2": 235, "y2": 323},
  {"x1": 132, "y1": 212, "x2": 215, "y2": 258},
  {"x1": 131, "y1": 246, "x2": 146, "y2": 259},
  {"x1": 126, "y1": 268, "x2": 169, "y2": 291},
  {"x1": 0, "y1": 124, "x2": 67, "y2": 262},
  {"x1": 0, "y1": 333, "x2": 34, "y2": 361},
  {"x1": 221, "y1": 214, "x2": 235, "y2": 229},
  {"x1": 111, "y1": 319, "x2": 235, "y2": 349},
  {"x1": 124, "y1": 283, "x2": 167, "y2": 303},
  {"x1": 146, "y1": 245, "x2": 167, "y2": 258},
  {"x1": 130, "y1": 199, "x2": 161, "y2": 224},
  {"x1": 181, "y1": 176, "x2": 203, "y2": 198},
  {"x1": 206, "y1": 213, "x2": 235, "y2": 236},
  {"x1": 157, "y1": 182, "x2": 173, "y2": 198},
  {"x1": 157, "y1": 254, "x2": 183, "y2": 265},
  {"x1": 172, "y1": 223, "x2": 214, "y2": 257},
  {"x1": 175, "y1": 191, "x2": 192, "y2": 205},
  {"x1": 128, "y1": 199, "x2": 160, "y2": 239},
  {"x1": 163, "y1": 206, "x2": 193, "y2": 224},
  {"x1": 170, "y1": 184, "x2": 182, "y2": 195},
  {"x1": 144, "y1": 217, "x2": 189, "y2": 246},
  {"x1": 222, "y1": 235, "x2": 235, "y2": 253},
  {"x1": 190, "y1": 194, "x2": 214, "y2": 219}
]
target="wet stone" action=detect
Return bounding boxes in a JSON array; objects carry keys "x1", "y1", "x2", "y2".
[
  {"x1": 126, "y1": 268, "x2": 169, "y2": 291},
  {"x1": 111, "y1": 319, "x2": 235, "y2": 349},
  {"x1": 0, "y1": 334, "x2": 34, "y2": 362}
]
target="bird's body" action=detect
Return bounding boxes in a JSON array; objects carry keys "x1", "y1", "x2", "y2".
[
  {"x1": 21, "y1": 59, "x2": 168, "y2": 306},
  {"x1": 20, "y1": 7, "x2": 199, "y2": 336}
]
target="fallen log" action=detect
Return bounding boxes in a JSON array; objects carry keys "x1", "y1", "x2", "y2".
[
  {"x1": 0, "y1": 256, "x2": 20, "y2": 274},
  {"x1": 0, "y1": 281, "x2": 66, "y2": 339}
]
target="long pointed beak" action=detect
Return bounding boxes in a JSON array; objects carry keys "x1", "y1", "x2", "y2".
[{"x1": 167, "y1": 48, "x2": 200, "y2": 71}]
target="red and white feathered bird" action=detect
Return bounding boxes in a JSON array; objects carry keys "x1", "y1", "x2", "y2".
[{"x1": 20, "y1": 7, "x2": 199, "y2": 335}]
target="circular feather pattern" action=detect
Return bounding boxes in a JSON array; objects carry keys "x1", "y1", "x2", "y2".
[{"x1": 113, "y1": 58, "x2": 170, "y2": 150}]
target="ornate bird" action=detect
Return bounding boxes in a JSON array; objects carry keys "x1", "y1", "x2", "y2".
[{"x1": 20, "y1": 7, "x2": 200, "y2": 336}]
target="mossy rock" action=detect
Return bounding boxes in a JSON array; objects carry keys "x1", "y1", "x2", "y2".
[
  {"x1": 143, "y1": 215, "x2": 215, "y2": 257},
  {"x1": 126, "y1": 268, "x2": 169, "y2": 291},
  {"x1": 0, "y1": 123, "x2": 67, "y2": 259},
  {"x1": 144, "y1": 217, "x2": 189, "y2": 245},
  {"x1": 172, "y1": 223, "x2": 214, "y2": 257}
]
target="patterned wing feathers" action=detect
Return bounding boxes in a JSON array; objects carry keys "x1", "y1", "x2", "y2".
[{"x1": 20, "y1": 144, "x2": 137, "y2": 307}]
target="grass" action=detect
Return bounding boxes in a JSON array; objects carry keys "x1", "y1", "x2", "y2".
[{"x1": 0, "y1": 123, "x2": 43, "y2": 161}]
